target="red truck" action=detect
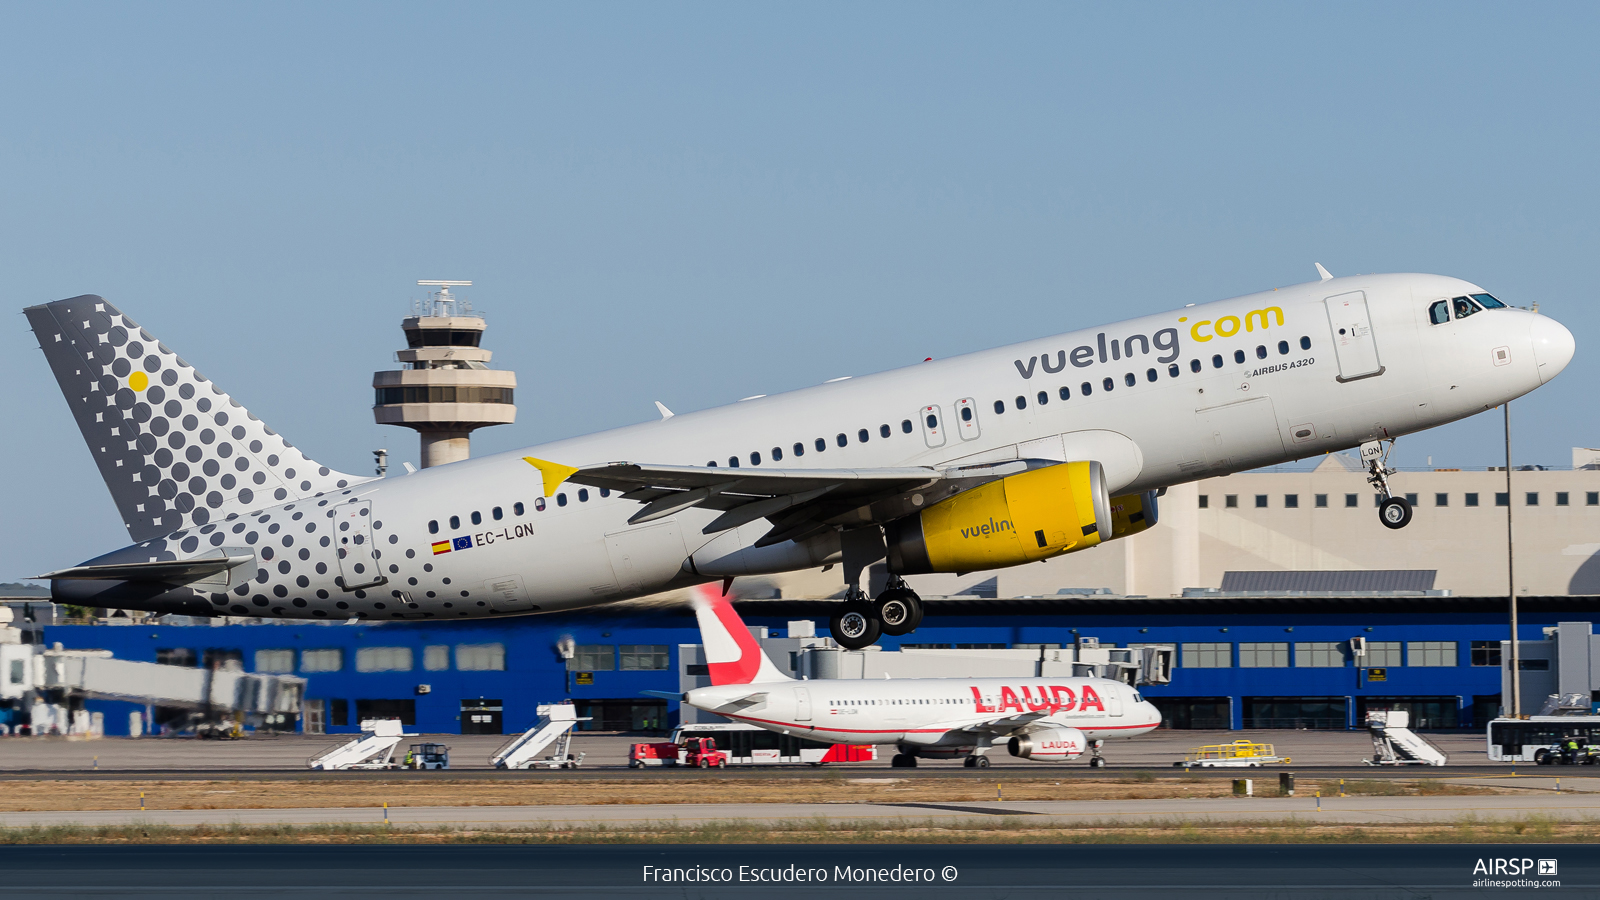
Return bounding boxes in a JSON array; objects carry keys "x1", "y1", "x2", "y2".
[{"x1": 630, "y1": 735, "x2": 730, "y2": 768}]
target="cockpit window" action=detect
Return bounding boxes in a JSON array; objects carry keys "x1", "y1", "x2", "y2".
[
  {"x1": 1428, "y1": 300, "x2": 1450, "y2": 325},
  {"x1": 1471, "y1": 293, "x2": 1507, "y2": 309},
  {"x1": 1452, "y1": 295, "x2": 1483, "y2": 320}
]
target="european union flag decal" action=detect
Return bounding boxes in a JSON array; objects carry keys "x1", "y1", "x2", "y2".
[{"x1": 452, "y1": 535, "x2": 474, "y2": 551}]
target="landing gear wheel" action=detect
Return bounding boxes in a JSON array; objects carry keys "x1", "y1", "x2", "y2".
[
  {"x1": 890, "y1": 753, "x2": 919, "y2": 768},
  {"x1": 1378, "y1": 496, "x2": 1413, "y2": 530},
  {"x1": 830, "y1": 605, "x2": 881, "y2": 650},
  {"x1": 1088, "y1": 757, "x2": 1106, "y2": 768},
  {"x1": 875, "y1": 589, "x2": 924, "y2": 637},
  {"x1": 963, "y1": 755, "x2": 990, "y2": 768}
]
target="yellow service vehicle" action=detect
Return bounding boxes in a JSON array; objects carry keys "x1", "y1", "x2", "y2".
[{"x1": 1173, "y1": 739, "x2": 1290, "y2": 768}]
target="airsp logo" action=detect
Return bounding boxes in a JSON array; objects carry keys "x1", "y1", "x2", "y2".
[{"x1": 1472, "y1": 858, "x2": 1554, "y2": 876}]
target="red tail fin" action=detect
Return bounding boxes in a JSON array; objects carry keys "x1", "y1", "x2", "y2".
[{"x1": 690, "y1": 583, "x2": 792, "y2": 686}]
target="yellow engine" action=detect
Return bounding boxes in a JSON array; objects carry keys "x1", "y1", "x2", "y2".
[
  {"x1": 1109, "y1": 489, "x2": 1160, "y2": 539},
  {"x1": 885, "y1": 461, "x2": 1112, "y2": 575}
]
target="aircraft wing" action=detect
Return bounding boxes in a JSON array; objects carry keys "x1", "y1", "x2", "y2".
[{"x1": 954, "y1": 712, "x2": 1052, "y2": 735}]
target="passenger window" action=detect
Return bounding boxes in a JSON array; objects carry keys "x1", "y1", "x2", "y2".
[
  {"x1": 1452, "y1": 295, "x2": 1482, "y2": 319},
  {"x1": 793, "y1": 442, "x2": 804, "y2": 457},
  {"x1": 960, "y1": 407, "x2": 973, "y2": 422},
  {"x1": 1190, "y1": 359, "x2": 1201, "y2": 373},
  {"x1": 578, "y1": 489, "x2": 589, "y2": 502},
  {"x1": 1428, "y1": 300, "x2": 1450, "y2": 325},
  {"x1": 772, "y1": 446, "x2": 782, "y2": 461},
  {"x1": 1058, "y1": 386, "x2": 1070, "y2": 400},
  {"x1": 901, "y1": 419, "x2": 913, "y2": 433},
  {"x1": 857, "y1": 429, "x2": 869, "y2": 443},
  {"x1": 492, "y1": 507, "x2": 503, "y2": 521},
  {"x1": 729, "y1": 456, "x2": 740, "y2": 467},
  {"x1": 1014, "y1": 396, "x2": 1026, "y2": 410},
  {"x1": 449, "y1": 515, "x2": 460, "y2": 530},
  {"x1": 1277, "y1": 341, "x2": 1289, "y2": 355},
  {"x1": 879, "y1": 424, "x2": 891, "y2": 438},
  {"x1": 1103, "y1": 377, "x2": 1115, "y2": 391},
  {"x1": 1212, "y1": 354, "x2": 1223, "y2": 368},
  {"x1": 535, "y1": 497, "x2": 545, "y2": 511},
  {"x1": 513, "y1": 502, "x2": 524, "y2": 516},
  {"x1": 836, "y1": 433, "x2": 848, "y2": 447},
  {"x1": 993, "y1": 400, "x2": 1005, "y2": 414},
  {"x1": 707, "y1": 461, "x2": 717, "y2": 467},
  {"x1": 600, "y1": 488, "x2": 610, "y2": 498},
  {"x1": 1233, "y1": 349, "x2": 1245, "y2": 364},
  {"x1": 556, "y1": 494, "x2": 567, "y2": 507},
  {"x1": 1472, "y1": 293, "x2": 1507, "y2": 309},
  {"x1": 1081, "y1": 381, "x2": 1092, "y2": 395},
  {"x1": 1168, "y1": 364, "x2": 1179, "y2": 377},
  {"x1": 1255, "y1": 345, "x2": 1267, "y2": 359},
  {"x1": 750, "y1": 452, "x2": 761, "y2": 465},
  {"x1": 428, "y1": 520, "x2": 438, "y2": 534},
  {"x1": 1300, "y1": 335, "x2": 1311, "y2": 350},
  {"x1": 471, "y1": 511, "x2": 482, "y2": 525},
  {"x1": 1037, "y1": 391, "x2": 1048, "y2": 405},
  {"x1": 1147, "y1": 368, "x2": 1158, "y2": 382},
  {"x1": 816, "y1": 438, "x2": 826, "y2": 452},
  {"x1": 1124, "y1": 372, "x2": 1136, "y2": 387}
]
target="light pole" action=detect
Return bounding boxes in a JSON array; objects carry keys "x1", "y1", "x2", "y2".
[{"x1": 1505, "y1": 403, "x2": 1520, "y2": 717}]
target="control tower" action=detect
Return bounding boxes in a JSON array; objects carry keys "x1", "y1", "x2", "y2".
[{"x1": 372, "y1": 281, "x2": 517, "y2": 468}]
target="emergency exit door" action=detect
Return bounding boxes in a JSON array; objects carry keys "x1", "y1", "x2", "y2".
[
  {"x1": 1324, "y1": 291, "x2": 1385, "y2": 382},
  {"x1": 335, "y1": 501, "x2": 387, "y2": 590}
]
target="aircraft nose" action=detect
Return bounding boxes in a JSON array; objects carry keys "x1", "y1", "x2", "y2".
[{"x1": 1530, "y1": 314, "x2": 1576, "y2": 384}]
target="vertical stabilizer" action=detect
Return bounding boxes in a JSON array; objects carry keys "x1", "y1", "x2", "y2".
[
  {"x1": 690, "y1": 584, "x2": 793, "y2": 686},
  {"x1": 25, "y1": 295, "x2": 367, "y2": 541}
]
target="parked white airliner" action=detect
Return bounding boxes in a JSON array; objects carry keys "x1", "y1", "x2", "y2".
[
  {"x1": 681, "y1": 587, "x2": 1160, "y2": 767},
  {"x1": 25, "y1": 269, "x2": 1574, "y2": 647}
]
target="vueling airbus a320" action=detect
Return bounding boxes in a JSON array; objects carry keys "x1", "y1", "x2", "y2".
[{"x1": 25, "y1": 268, "x2": 1574, "y2": 647}]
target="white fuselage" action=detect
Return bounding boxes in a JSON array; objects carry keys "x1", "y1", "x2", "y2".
[
  {"x1": 685, "y1": 676, "x2": 1161, "y2": 748},
  {"x1": 93, "y1": 272, "x2": 1571, "y2": 620}
]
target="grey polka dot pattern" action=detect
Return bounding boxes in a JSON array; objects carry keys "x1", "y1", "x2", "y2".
[{"x1": 25, "y1": 295, "x2": 368, "y2": 541}]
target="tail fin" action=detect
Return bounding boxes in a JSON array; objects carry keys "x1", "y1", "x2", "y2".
[
  {"x1": 690, "y1": 583, "x2": 792, "y2": 686},
  {"x1": 25, "y1": 295, "x2": 367, "y2": 541}
]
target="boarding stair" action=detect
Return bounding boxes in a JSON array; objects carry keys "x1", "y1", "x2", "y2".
[
  {"x1": 1364, "y1": 710, "x2": 1448, "y2": 766},
  {"x1": 306, "y1": 718, "x2": 414, "y2": 770},
  {"x1": 490, "y1": 703, "x2": 590, "y2": 769}
]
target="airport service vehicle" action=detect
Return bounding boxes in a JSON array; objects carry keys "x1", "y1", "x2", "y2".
[
  {"x1": 1488, "y1": 716, "x2": 1600, "y2": 763},
  {"x1": 1174, "y1": 740, "x2": 1289, "y2": 768},
  {"x1": 404, "y1": 742, "x2": 450, "y2": 770},
  {"x1": 491, "y1": 703, "x2": 588, "y2": 769},
  {"x1": 307, "y1": 718, "x2": 412, "y2": 770},
  {"x1": 1364, "y1": 710, "x2": 1448, "y2": 766},
  {"x1": 630, "y1": 735, "x2": 730, "y2": 768},
  {"x1": 678, "y1": 590, "x2": 1161, "y2": 767},
  {"x1": 25, "y1": 273, "x2": 1573, "y2": 646},
  {"x1": 634, "y1": 723, "x2": 875, "y2": 767}
]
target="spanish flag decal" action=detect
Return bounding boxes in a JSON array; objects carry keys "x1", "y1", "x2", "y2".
[{"x1": 431, "y1": 541, "x2": 451, "y2": 555}]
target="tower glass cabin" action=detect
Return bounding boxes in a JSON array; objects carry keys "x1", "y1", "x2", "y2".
[{"x1": 372, "y1": 281, "x2": 517, "y2": 468}]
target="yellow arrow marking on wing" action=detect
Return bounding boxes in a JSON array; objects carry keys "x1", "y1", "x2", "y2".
[{"x1": 523, "y1": 457, "x2": 580, "y2": 497}]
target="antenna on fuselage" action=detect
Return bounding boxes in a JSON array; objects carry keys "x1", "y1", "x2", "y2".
[{"x1": 1315, "y1": 263, "x2": 1334, "y2": 281}]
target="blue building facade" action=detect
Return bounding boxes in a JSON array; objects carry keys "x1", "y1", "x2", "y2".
[{"x1": 43, "y1": 595, "x2": 1600, "y2": 736}]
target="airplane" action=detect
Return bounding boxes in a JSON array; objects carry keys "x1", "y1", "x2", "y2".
[
  {"x1": 24, "y1": 268, "x2": 1574, "y2": 648},
  {"x1": 678, "y1": 585, "x2": 1162, "y2": 767}
]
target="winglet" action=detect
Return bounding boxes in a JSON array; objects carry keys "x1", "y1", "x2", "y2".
[
  {"x1": 522, "y1": 457, "x2": 581, "y2": 497},
  {"x1": 1315, "y1": 262, "x2": 1333, "y2": 282},
  {"x1": 655, "y1": 401, "x2": 674, "y2": 420}
]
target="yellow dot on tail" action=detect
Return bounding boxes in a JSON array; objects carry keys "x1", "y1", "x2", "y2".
[{"x1": 129, "y1": 371, "x2": 148, "y2": 391}]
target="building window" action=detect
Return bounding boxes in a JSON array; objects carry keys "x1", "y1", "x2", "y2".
[
  {"x1": 620, "y1": 645, "x2": 670, "y2": 671},
  {"x1": 156, "y1": 648, "x2": 196, "y2": 667},
  {"x1": 254, "y1": 649, "x2": 294, "y2": 673},
  {"x1": 1295, "y1": 642, "x2": 1346, "y2": 667},
  {"x1": 329, "y1": 698, "x2": 348, "y2": 727},
  {"x1": 1315, "y1": 494, "x2": 1328, "y2": 508},
  {"x1": 1284, "y1": 494, "x2": 1299, "y2": 508},
  {"x1": 1465, "y1": 493, "x2": 1479, "y2": 507},
  {"x1": 1407, "y1": 641, "x2": 1458, "y2": 667},
  {"x1": 1225, "y1": 495, "x2": 1238, "y2": 508},
  {"x1": 1435, "y1": 493, "x2": 1448, "y2": 507},
  {"x1": 569, "y1": 645, "x2": 614, "y2": 671},
  {"x1": 1239, "y1": 642, "x2": 1289, "y2": 667},
  {"x1": 1526, "y1": 492, "x2": 1539, "y2": 506},
  {"x1": 1254, "y1": 495, "x2": 1268, "y2": 508},
  {"x1": 1495, "y1": 493, "x2": 1509, "y2": 507},
  {"x1": 1345, "y1": 493, "x2": 1358, "y2": 508},
  {"x1": 423, "y1": 645, "x2": 450, "y2": 671},
  {"x1": 1471, "y1": 641, "x2": 1503, "y2": 667},
  {"x1": 1181, "y1": 642, "x2": 1232, "y2": 668},
  {"x1": 1589, "y1": 492, "x2": 1599, "y2": 506},
  {"x1": 354, "y1": 699, "x2": 415, "y2": 725},
  {"x1": 1556, "y1": 492, "x2": 1569, "y2": 506},
  {"x1": 301, "y1": 649, "x2": 343, "y2": 672},
  {"x1": 355, "y1": 646, "x2": 413, "y2": 673},
  {"x1": 1405, "y1": 493, "x2": 1418, "y2": 506},
  {"x1": 1365, "y1": 641, "x2": 1402, "y2": 667},
  {"x1": 1198, "y1": 495, "x2": 1209, "y2": 509},
  {"x1": 456, "y1": 643, "x2": 506, "y2": 671}
]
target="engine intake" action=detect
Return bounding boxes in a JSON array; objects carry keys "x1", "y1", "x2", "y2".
[{"x1": 1007, "y1": 726, "x2": 1088, "y2": 761}]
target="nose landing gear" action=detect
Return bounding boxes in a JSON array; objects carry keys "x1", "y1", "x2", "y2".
[
  {"x1": 829, "y1": 576, "x2": 925, "y2": 650},
  {"x1": 1361, "y1": 439, "x2": 1413, "y2": 530}
]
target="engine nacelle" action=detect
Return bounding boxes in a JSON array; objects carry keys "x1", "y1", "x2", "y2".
[
  {"x1": 885, "y1": 460, "x2": 1111, "y2": 575},
  {"x1": 1108, "y1": 489, "x2": 1159, "y2": 540},
  {"x1": 1007, "y1": 726, "x2": 1088, "y2": 761}
]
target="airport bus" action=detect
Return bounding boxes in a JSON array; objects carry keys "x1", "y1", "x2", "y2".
[
  {"x1": 1486, "y1": 716, "x2": 1600, "y2": 763},
  {"x1": 670, "y1": 723, "x2": 875, "y2": 766}
]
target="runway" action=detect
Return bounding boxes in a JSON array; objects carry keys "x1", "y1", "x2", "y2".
[{"x1": 4, "y1": 790, "x2": 1596, "y2": 829}]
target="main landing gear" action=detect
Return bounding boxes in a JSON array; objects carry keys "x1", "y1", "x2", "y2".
[
  {"x1": 1087, "y1": 739, "x2": 1107, "y2": 768},
  {"x1": 1361, "y1": 439, "x2": 1413, "y2": 530},
  {"x1": 830, "y1": 576, "x2": 925, "y2": 650}
]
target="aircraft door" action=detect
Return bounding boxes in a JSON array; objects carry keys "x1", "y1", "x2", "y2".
[
  {"x1": 1107, "y1": 690, "x2": 1124, "y2": 717},
  {"x1": 334, "y1": 501, "x2": 387, "y2": 590},
  {"x1": 954, "y1": 398, "x2": 981, "y2": 441},
  {"x1": 794, "y1": 687, "x2": 812, "y2": 721},
  {"x1": 919, "y1": 405, "x2": 946, "y2": 448},
  {"x1": 1324, "y1": 291, "x2": 1385, "y2": 382}
]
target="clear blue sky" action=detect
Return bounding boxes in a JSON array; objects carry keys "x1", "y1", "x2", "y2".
[{"x1": 3, "y1": 2, "x2": 1597, "y2": 581}]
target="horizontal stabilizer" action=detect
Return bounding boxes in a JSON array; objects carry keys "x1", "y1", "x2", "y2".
[
  {"x1": 639, "y1": 690, "x2": 684, "y2": 700},
  {"x1": 38, "y1": 554, "x2": 254, "y2": 584}
]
